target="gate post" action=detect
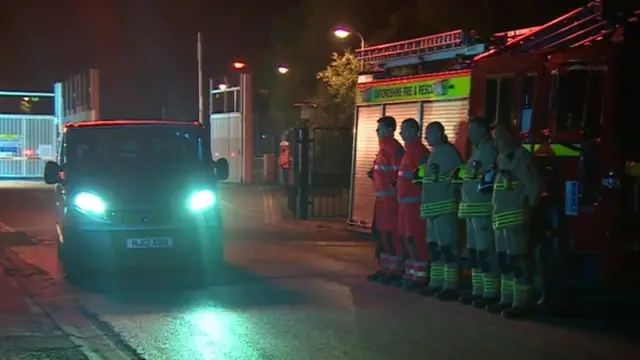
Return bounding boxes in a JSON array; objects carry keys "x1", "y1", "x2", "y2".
[
  {"x1": 292, "y1": 101, "x2": 316, "y2": 220},
  {"x1": 296, "y1": 123, "x2": 310, "y2": 220}
]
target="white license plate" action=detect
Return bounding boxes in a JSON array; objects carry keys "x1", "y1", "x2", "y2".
[{"x1": 126, "y1": 237, "x2": 173, "y2": 249}]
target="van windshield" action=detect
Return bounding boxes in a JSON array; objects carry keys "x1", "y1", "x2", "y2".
[{"x1": 64, "y1": 126, "x2": 204, "y2": 173}]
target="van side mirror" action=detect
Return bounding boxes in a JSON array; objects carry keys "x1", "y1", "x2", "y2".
[
  {"x1": 215, "y1": 158, "x2": 229, "y2": 181},
  {"x1": 44, "y1": 161, "x2": 61, "y2": 184}
]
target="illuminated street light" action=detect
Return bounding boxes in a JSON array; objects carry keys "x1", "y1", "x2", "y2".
[
  {"x1": 333, "y1": 27, "x2": 365, "y2": 49},
  {"x1": 232, "y1": 61, "x2": 247, "y2": 70},
  {"x1": 277, "y1": 65, "x2": 289, "y2": 75},
  {"x1": 334, "y1": 28, "x2": 351, "y2": 39},
  {"x1": 218, "y1": 83, "x2": 228, "y2": 91}
]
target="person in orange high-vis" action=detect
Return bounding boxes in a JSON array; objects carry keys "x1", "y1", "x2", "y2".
[
  {"x1": 367, "y1": 116, "x2": 406, "y2": 284},
  {"x1": 393, "y1": 118, "x2": 431, "y2": 291}
]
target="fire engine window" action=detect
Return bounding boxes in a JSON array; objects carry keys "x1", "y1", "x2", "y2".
[
  {"x1": 484, "y1": 79, "x2": 498, "y2": 125},
  {"x1": 520, "y1": 75, "x2": 535, "y2": 132},
  {"x1": 555, "y1": 70, "x2": 588, "y2": 132},
  {"x1": 583, "y1": 70, "x2": 604, "y2": 138},
  {"x1": 522, "y1": 75, "x2": 534, "y2": 109},
  {"x1": 496, "y1": 77, "x2": 514, "y2": 126}
]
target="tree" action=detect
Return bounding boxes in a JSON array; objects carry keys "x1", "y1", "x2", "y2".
[{"x1": 311, "y1": 52, "x2": 360, "y2": 127}]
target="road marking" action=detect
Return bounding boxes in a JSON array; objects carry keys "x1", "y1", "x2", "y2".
[
  {"x1": 263, "y1": 194, "x2": 277, "y2": 224},
  {"x1": 263, "y1": 195, "x2": 269, "y2": 223},
  {"x1": 0, "y1": 221, "x2": 16, "y2": 232}
]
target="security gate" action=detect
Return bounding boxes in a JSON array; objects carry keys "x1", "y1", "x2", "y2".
[{"x1": 0, "y1": 114, "x2": 57, "y2": 178}]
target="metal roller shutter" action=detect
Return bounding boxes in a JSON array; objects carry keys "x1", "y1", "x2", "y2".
[
  {"x1": 422, "y1": 99, "x2": 469, "y2": 149},
  {"x1": 384, "y1": 103, "x2": 420, "y2": 140},
  {"x1": 349, "y1": 105, "x2": 382, "y2": 227}
]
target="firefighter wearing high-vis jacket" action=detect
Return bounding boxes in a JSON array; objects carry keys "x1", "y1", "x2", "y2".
[
  {"x1": 395, "y1": 118, "x2": 431, "y2": 290},
  {"x1": 419, "y1": 121, "x2": 464, "y2": 300},
  {"x1": 452, "y1": 117, "x2": 501, "y2": 308},
  {"x1": 487, "y1": 124, "x2": 541, "y2": 319},
  {"x1": 367, "y1": 116, "x2": 406, "y2": 284}
]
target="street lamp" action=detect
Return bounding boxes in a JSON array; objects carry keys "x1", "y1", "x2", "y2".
[
  {"x1": 333, "y1": 27, "x2": 365, "y2": 49},
  {"x1": 218, "y1": 83, "x2": 228, "y2": 91},
  {"x1": 232, "y1": 61, "x2": 247, "y2": 71},
  {"x1": 277, "y1": 65, "x2": 290, "y2": 75}
]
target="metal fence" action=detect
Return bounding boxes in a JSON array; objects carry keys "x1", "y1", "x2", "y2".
[
  {"x1": 0, "y1": 114, "x2": 57, "y2": 178},
  {"x1": 309, "y1": 127, "x2": 352, "y2": 218}
]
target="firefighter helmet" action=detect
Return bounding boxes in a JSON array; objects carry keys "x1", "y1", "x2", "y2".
[
  {"x1": 478, "y1": 167, "x2": 497, "y2": 194},
  {"x1": 450, "y1": 165, "x2": 466, "y2": 183}
]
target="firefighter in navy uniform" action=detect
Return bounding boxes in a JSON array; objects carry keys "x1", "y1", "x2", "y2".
[
  {"x1": 419, "y1": 122, "x2": 464, "y2": 300},
  {"x1": 452, "y1": 117, "x2": 501, "y2": 308},
  {"x1": 487, "y1": 124, "x2": 541, "y2": 318},
  {"x1": 366, "y1": 116, "x2": 406, "y2": 284},
  {"x1": 394, "y1": 118, "x2": 431, "y2": 290}
]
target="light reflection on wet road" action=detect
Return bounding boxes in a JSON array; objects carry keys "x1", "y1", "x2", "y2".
[{"x1": 2, "y1": 182, "x2": 639, "y2": 360}]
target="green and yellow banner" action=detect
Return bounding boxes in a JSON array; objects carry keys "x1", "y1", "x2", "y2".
[{"x1": 356, "y1": 75, "x2": 471, "y2": 104}]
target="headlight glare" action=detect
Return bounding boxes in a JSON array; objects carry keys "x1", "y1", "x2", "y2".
[
  {"x1": 189, "y1": 189, "x2": 215, "y2": 211},
  {"x1": 73, "y1": 192, "x2": 106, "y2": 215}
]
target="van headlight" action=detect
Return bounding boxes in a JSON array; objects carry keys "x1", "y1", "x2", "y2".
[
  {"x1": 73, "y1": 192, "x2": 106, "y2": 216},
  {"x1": 188, "y1": 189, "x2": 216, "y2": 212}
]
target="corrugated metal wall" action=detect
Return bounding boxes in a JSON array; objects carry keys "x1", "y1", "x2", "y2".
[
  {"x1": 210, "y1": 112, "x2": 243, "y2": 183},
  {"x1": 348, "y1": 99, "x2": 469, "y2": 228},
  {"x1": 0, "y1": 114, "x2": 57, "y2": 178}
]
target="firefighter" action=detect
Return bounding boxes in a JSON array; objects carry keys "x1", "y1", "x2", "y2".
[
  {"x1": 487, "y1": 124, "x2": 541, "y2": 319},
  {"x1": 453, "y1": 117, "x2": 501, "y2": 308},
  {"x1": 419, "y1": 121, "x2": 464, "y2": 300},
  {"x1": 366, "y1": 116, "x2": 406, "y2": 284},
  {"x1": 394, "y1": 118, "x2": 431, "y2": 290}
]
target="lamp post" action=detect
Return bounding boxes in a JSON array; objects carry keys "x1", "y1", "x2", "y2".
[
  {"x1": 333, "y1": 27, "x2": 365, "y2": 49},
  {"x1": 333, "y1": 27, "x2": 365, "y2": 70}
]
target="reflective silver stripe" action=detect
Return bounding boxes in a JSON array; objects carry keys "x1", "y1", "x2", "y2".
[
  {"x1": 398, "y1": 196, "x2": 421, "y2": 203},
  {"x1": 374, "y1": 165, "x2": 400, "y2": 172},
  {"x1": 376, "y1": 189, "x2": 397, "y2": 197},
  {"x1": 398, "y1": 170, "x2": 413, "y2": 179}
]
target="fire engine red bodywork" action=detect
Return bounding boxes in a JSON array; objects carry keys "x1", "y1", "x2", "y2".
[{"x1": 467, "y1": 8, "x2": 638, "y2": 290}]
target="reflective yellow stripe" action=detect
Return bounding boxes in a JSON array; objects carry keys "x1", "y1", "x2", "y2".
[
  {"x1": 494, "y1": 180, "x2": 521, "y2": 191},
  {"x1": 422, "y1": 174, "x2": 451, "y2": 183},
  {"x1": 492, "y1": 209, "x2": 525, "y2": 229},
  {"x1": 420, "y1": 199, "x2": 457, "y2": 218},
  {"x1": 522, "y1": 143, "x2": 581, "y2": 157},
  {"x1": 458, "y1": 202, "x2": 493, "y2": 218},
  {"x1": 626, "y1": 163, "x2": 640, "y2": 177}
]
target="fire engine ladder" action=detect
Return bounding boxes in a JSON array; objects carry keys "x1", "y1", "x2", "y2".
[
  {"x1": 512, "y1": 1, "x2": 605, "y2": 52},
  {"x1": 355, "y1": 30, "x2": 484, "y2": 66}
]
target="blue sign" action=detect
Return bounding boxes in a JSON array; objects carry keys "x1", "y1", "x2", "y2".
[{"x1": 565, "y1": 181, "x2": 578, "y2": 216}]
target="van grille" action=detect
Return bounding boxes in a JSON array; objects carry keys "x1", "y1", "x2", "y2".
[{"x1": 108, "y1": 209, "x2": 174, "y2": 225}]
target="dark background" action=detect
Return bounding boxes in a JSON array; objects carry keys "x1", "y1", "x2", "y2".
[{"x1": 0, "y1": 0, "x2": 635, "y2": 122}]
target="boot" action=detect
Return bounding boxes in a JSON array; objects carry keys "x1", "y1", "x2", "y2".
[
  {"x1": 378, "y1": 274, "x2": 402, "y2": 285},
  {"x1": 419, "y1": 286, "x2": 442, "y2": 297},
  {"x1": 404, "y1": 281, "x2": 427, "y2": 292},
  {"x1": 459, "y1": 293, "x2": 482, "y2": 306},
  {"x1": 366, "y1": 271, "x2": 385, "y2": 282},
  {"x1": 487, "y1": 301, "x2": 512, "y2": 314},
  {"x1": 473, "y1": 296, "x2": 500, "y2": 309},
  {"x1": 537, "y1": 293, "x2": 577, "y2": 317},
  {"x1": 503, "y1": 303, "x2": 537, "y2": 319},
  {"x1": 437, "y1": 288, "x2": 459, "y2": 301}
]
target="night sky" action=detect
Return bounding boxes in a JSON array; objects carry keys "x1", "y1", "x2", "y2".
[{"x1": 0, "y1": 0, "x2": 635, "y2": 119}]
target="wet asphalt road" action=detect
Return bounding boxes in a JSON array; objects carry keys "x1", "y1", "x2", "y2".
[{"x1": 0, "y1": 181, "x2": 639, "y2": 360}]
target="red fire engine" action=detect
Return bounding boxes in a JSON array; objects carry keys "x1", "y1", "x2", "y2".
[{"x1": 468, "y1": 1, "x2": 640, "y2": 300}]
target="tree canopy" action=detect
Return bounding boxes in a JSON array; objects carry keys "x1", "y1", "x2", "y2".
[{"x1": 311, "y1": 52, "x2": 360, "y2": 127}]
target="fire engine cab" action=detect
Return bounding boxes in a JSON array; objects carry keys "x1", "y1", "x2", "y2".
[{"x1": 468, "y1": 1, "x2": 640, "y2": 297}]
